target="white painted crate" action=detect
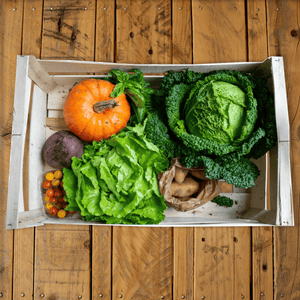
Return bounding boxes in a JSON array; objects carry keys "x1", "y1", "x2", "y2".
[{"x1": 6, "y1": 55, "x2": 293, "y2": 229}]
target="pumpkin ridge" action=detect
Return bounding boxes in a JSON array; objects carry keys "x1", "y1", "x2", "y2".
[
  {"x1": 77, "y1": 116, "x2": 97, "y2": 142},
  {"x1": 82, "y1": 80, "x2": 100, "y2": 102}
]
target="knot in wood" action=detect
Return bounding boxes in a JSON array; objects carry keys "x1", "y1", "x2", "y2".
[{"x1": 291, "y1": 30, "x2": 298, "y2": 37}]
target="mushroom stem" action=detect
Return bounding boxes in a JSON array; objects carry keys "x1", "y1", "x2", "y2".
[{"x1": 93, "y1": 99, "x2": 118, "y2": 113}]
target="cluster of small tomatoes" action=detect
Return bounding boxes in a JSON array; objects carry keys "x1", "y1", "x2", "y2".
[{"x1": 42, "y1": 170, "x2": 76, "y2": 218}]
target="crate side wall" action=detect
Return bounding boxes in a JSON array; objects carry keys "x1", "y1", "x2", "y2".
[
  {"x1": 6, "y1": 56, "x2": 32, "y2": 229},
  {"x1": 39, "y1": 59, "x2": 262, "y2": 74}
]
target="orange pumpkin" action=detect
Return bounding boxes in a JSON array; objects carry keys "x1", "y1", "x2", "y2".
[{"x1": 64, "y1": 79, "x2": 131, "y2": 142}]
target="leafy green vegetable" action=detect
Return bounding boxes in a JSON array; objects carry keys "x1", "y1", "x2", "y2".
[
  {"x1": 165, "y1": 71, "x2": 259, "y2": 156},
  {"x1": 104, "y1": 69, "x2": 154, "y2": 123},
  {"x1": 184, "y1": 78, "x2": 256, "y2": 145},
  {"x1": 143, "y1": 69, "x2": 277, "y2": 188},
  {"x1": 144, "y1": 112, "x2": 182, "y2": 158},
  {"x1": 63, "y1": 123, "x2": 169, "y2": 225},
  {"x1": 212, "y1": 195, "x2": 234, "y2": 207}
]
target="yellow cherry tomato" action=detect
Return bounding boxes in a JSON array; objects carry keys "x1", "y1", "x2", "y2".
[
  {"x1": 54, "y1": 170, "x2": 63, "y2": 179},
  {"x1": 46, "y1": 172, "x2": 54, "y2": 181},
  {"x1": 57, "y1": 209, "x2": 67, "y2": 218},
  {"x1": 45, "y1": 196, "x2": 50, "y2": 202},
  {"x1": 46, "y1": 203, "x2": 53, "y2": 210},
  {"x1": 52, "y1": 178, "x2": 60, "y2": 186}
]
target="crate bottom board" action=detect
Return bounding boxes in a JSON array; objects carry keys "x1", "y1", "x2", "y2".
[{"x1": 19, "y1": 193, "x2": 267, "y2": 228}]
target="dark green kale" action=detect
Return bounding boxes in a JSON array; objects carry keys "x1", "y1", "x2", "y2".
[
  {"x1": 212, "y1": 195, "x2": 234, "y2": 207},
  {"x1": 154, "y1": 69, "x2": 205, "y2": 98},
  {"x1": 180, "y1": 154, "x2": 260, "y2": 188},
  {"x1": 144, "y1": 112, "x2": 182, "y2": 158},
  {"x1": 246, "y1": 75, "x2": 277, "y2": 159}
]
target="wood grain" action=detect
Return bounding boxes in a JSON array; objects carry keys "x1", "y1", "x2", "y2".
[
  {"x1": 0, "y1": 1, "x2": 23, "y2": 299},
  {"x1": 13, "y1": 2, "x2": 43, "y2": 298},
  {"x1": 192, "y1": 1, "x2": 251, "y2": 299},
  {"x1": 233, "y1": 227, "x2": 251, "y2": 300},
  {"x1": 172, "y1": 0, "x2": 192, "y2": 64},
  {"x1": 113, "y1": 2, "x2": 173, "y2": 299},
  {"x1": 252, "y1": 227, "x2": 273, "y2": 300},
  {"x1": 195, "y1": 227, "x2": 251, "y2": 300},
  {"x1": 171, "y1": 2, "x2": 195, "y2": 299},
  {"x1": 95, "y1": 0, "x2": 115, "y2": 63},
  {"x1": 42, "y1": 0, "x2": 96, "y2": 60},
  {"x1": 247, "y1": 1, "x2": 274, "y2": 299},
  {"x1": 195, "y1": 227, "x2": 234, "y2": 300},
  {"x1": 46, "y1": 117, "x2": 69, "y2": 131},
  {"x1": 13, "y1": 229, "x2": 35, "y2": 299},
  {"x1": 92, "y1": 226, "x2": 112, "y2": 300},
  {"x1": 34, "y1": 225, "x2": 91, "y2": 300},
  {"x1": 247, "y1": 0, "x2": 268, "y2": 62},
  {"x1": 112, "y1": 227, "x2": 173, "y2": 299},
  {"x1": 92, "y1": 2, "x2": 114, "y2": 299},
  {"x1": 33, "y1": 2, "x2": 96, "y2": 299},
  {"x1": 194, "y1": 227, "x2": 251, "y2": 300},
  {"x1": 267, "y1": 0, "x2": 300, "y2": 299},
  {"x1": 116, "y1": 0, "x2": 172, "y2": 64},
  {"x1": 192, "y1": 0, "x2": 247, "y2": 63},
  {"x1": 174, "y1": 227, "x2": 194, "y2": 300}
]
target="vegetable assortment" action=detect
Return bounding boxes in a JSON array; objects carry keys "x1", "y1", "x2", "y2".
[{"x1": 41, "y1": 66, "x2": 277, "y2": 224}]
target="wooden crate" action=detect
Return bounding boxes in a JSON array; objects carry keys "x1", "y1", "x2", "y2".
[{"x1": 6, "y1": 55, "x2": 293, "y2": 229}]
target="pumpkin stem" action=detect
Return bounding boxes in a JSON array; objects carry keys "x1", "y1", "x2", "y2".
[{"x1": 93, "y1": 99, "x2": 119, "y2": 113}]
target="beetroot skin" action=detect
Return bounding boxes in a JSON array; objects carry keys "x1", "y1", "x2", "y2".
[{"x1": 42, "y1": 130, "x2": 84, "y2": 168}]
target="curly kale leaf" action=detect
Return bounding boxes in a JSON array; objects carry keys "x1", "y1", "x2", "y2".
[
  {"x1": 154, "y1": 69, "x2": 205, "y2": 98},
  {"x1": 212, "y1": 195, "x2": 234, "y2": 207},
  {"x1": 246, "y1": 75, "x2": 277, "y2": 159},
  {"x1": 144, "y1": 112, "x2": 184, "y2": 158},
  {"x1": 180, "y1": 154, "x2": 260, "y2": 189}
]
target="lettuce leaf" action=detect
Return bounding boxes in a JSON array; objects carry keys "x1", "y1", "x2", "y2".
[{"x1": 63, "y1": 124, "x2": 169, "y2": 225}]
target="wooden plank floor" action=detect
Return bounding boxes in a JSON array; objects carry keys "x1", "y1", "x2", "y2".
[{"x1": 0, "y1": 0, "x2": 299, "y2": 299}]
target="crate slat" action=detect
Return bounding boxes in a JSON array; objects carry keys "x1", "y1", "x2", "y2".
[
  {"x1": 6, "y1": 56, "x2": 32, "y2": 229},
  {"x1": 39, "y1": 59, "x2": 261, "y2": 74},
  {"x1": 28, "y1": 55, "x2": 57, "y2": 93},
  {"x1": 29, "y1": 84, "x2": 47, "y2": 212},
  {"x1": 278, "y1": 142, "x2": 293, "y2": 225},
  {"x1": 272, "y1": 57, "x2": 290, "y2": 142}
]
